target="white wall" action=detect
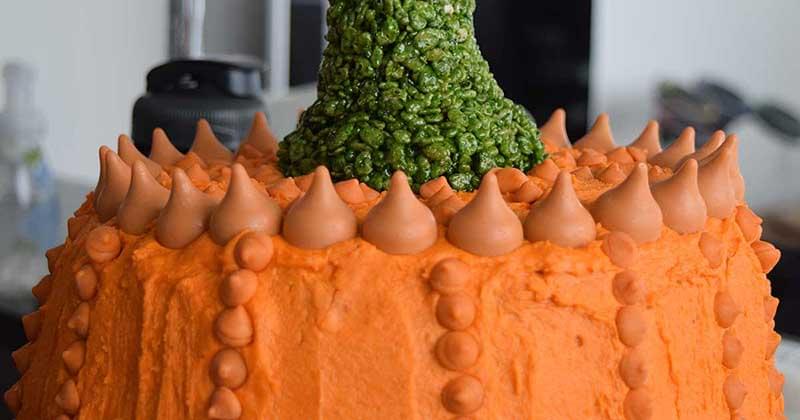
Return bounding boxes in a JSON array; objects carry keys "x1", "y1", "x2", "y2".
[
  {"x1": 0, "y1": 1, "x2": 168, "y2": 183},
  {"x1": 591, "y1": 0, "x2": 800, "y2": 211}
]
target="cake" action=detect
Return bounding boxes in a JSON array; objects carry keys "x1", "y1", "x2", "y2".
[{"x1": 5, "y1": 0, "x2": 786, "y2": 419}]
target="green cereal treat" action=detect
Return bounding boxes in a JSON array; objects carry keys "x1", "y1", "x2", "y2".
[{"x1": 279, "y1": 0, "x2": 546, "y2": 191}]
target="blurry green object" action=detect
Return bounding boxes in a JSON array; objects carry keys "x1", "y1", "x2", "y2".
[{"x1": 279, "y1": 0, "x2": 545, "y2": 191}]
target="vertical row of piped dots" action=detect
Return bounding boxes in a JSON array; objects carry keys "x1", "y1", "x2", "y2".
[
  {"x1": 429, "y1": 258, "x2": 484, "y2": 417},
  {"x1": 4, "y1": 244, "x2": 64, "y2": 416},
  {"x1": 56, "y1": 226, "x2": 121, "y2": 419},
  {"x1": 735, "y1": 206, "x2": 785, "y2": 405},
  {"x1": 208, "y1": 232, "x2": 272, "y2": 419},
  {"x1": 603, "y1": 231, "x2": 653, "y2": 420}
]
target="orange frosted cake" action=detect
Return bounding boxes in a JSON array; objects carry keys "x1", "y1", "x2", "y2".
[
  {"x1": 4, "y1": 111, "x2": 785, "y2": 419},
  {"x1": 4, "y1": 0, "x2": 786, "y2": 418}
]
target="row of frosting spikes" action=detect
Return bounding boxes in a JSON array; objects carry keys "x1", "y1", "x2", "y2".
[{"x1": 539, "y1": 109, "x2": 745, "y2": 199}]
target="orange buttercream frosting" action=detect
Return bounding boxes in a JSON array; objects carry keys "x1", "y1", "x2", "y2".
[{"x1": 7, "y1": 111, "x2": 785, "y2": 419}]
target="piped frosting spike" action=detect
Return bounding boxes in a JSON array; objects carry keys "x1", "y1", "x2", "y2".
[
  {"x1": 592, "y1": 163, "x2": 663, "y2": 243},
  {"x1": 240, "y1": 112, "x2": 279, "y2": 159},
  {"x1": 117, "y1": 134, "x2": 163, "y2": 176},
  {"x1": 362, "y1": 171, "x2": 438, "y2": 254},
  {"x1": 149, "y1": 128, "x2": 185, "y2": 166},
  {"x1": 676, "y1": 130, "x2": 725, "y2": 169},
  {"x1": 574, "y1": 113, "x2": 616, "y2": 153},
  {"x1": 93, "y1": 146, "x2": 112, "y2": 206},
  {"x1": 649, "y1": 127, "x2": 695, "y2": 168},
  {"x1": 651, "y1": 159, "x2": 707, "y2": 234},
  {"x1": 96, "y1": 151, "x2": 132, "y2": 222},
  {"x1": 697, "y1": 144, "x2": 737, "y2": 219},
  {"x1": 447, "y1": 171, "x2": 523, "y2": 256},
  {"x1": 524, "y1": 171, "x2": 596, "y2": 247},
  {"x1": 190, "y1": 119, "x2": 233, "y2": 163},
  {"x1": 209, "y1": 164, "x2": 282, "y2": 244},
  {"x1": 710, "y1": 134, "x2": 745, "y2": 202},
  {"x1": 118, "y1": 161, "x2": 170, "y2": 235},
  {"x1": 629, "y1": 120, "x2": 662, "y2": 156},
  {"x1": 539, "y1": 108, "x2": 570, "y2": 149},
  {"x1": 282, "y1": 166, "x2": 357, "y2": 249},
  {"x1": 156, "y1": 168, "x2": 218, "y2": 249}
]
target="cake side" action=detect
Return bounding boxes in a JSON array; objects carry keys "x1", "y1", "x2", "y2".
[{"x1": 6, "y1": 111, "x2": 785, "y2": 419}]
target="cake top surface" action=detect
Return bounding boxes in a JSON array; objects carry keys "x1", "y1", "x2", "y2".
[{"x1": 278, "y1": 0, "x2": 545, "y2": 191}]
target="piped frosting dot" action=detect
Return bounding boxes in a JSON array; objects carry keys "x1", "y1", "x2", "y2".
[
  {"x1": 118, "y1": 161, "x2": 170, "y2": 235},
  {"x1": 156, "y1": 168, "x2": 218, "y2": 249},
  {"x1": 649, "y1": 127, "x2": 695, "y2": 169},
  {"x1": 334, "y1": 179, "x2": 366, "y2": 204},
  {"x1": 221, "y1": 270, "x2": 259, "y2": 307},
  {"x1": 209, "y1": 164, "x2": 282, "y2": 244},
  {"x1": 722, "y1": 330, "x2": 744, "y2": 369},
  {"x1": 67, "y1": 303, "x2": 91, "y2": 338},
  {"x1": 699, "y1": 232, "x2": 725, "y2": 269},
  {"x1": 149, "y1": 128, "x2": 185, "y2": 166},
  {"x1": 714, "y1": 291, "x2": 740, "y2": 328},
  {"x1": 697, "y1": 145, "x2": 736, "y2": 219},
  {"x1": 606, "y1": 148, "x2": 634, "y2": 165},
  {"x1": 550, "y1": 149, "x2": 577, "y2": 170},
  {"x1": 441, "y1": 375, "x2": 484, "y2": 415},
  {"x1": 524, "y1": 171, "x2": 596, "y2": 248},
  {"x1": 751, "y1": 240, "x2": 781, "y2": 273},
  {"x1": 602, "y1": 232, "x2": 639, "y2": 268},
  {"x1": 435, "y1": 331, "x2": 481, "y2": 371},
  {"x1": 612, "y1": 271, "x2": 647, "y2": 305},
  {"x1": 598, "y1": 162, "x2": 626, "y2": 184},
  {"x1": 513, "y1": 180, "x2": 543, "y2": 203},
  {"x1": 436, "y1": 294, "x2": 476, "y2": 331},
  {"x1": 735, "y1": 206, "x2": 763, "y2": 243},
  {"x1": 651, "y1": 159, "x2": 707, "y2": 234},
  {"x1": 214, "y1": 306, "x2": 254, "y2": 347},
  {"x1": 447, "y1": 172, "x2": 523, "y2": 257},
  {"x1": 85, "y1": 226, "x2": 122, "y2": 263},
  {"x1": 592, "y1": 164, "x2": 663, "y2": 243},
  {"x1": 117, "y1": 134, "x2": 162, "y2": 177},
  {"x1": 616, "y1": 305, "x2": 648, "y2": 347},
  {"x1": 629, "y1": 121, "x2": 662, "y2": 157},
  {"x1": 576, "y1": 149, "x2": 607, "y2": 167},
  {"x1": 74, "y1": 265, "x2": 98, "y2": 301},
  {"x1": 420, "y1": 176, "x2": 450, "y2": 199},
  {"x1": 208, "y1": 387, "x2": 242, "y2": 420},
  {"x1": 282, "y1": 166, "x2": 358, "y2": 249},
  {"x1": 619, "y1": 347, "x2": 648, "y2": 389},
  {"x1": 62, "y1": 340, "x2": 86, "y2": 375},
  {"x1": 623, "y1": 388, "x2": 653, "y2": 420},
  {"x1": 430, "y1": 258, "x2": 471, "y2": 295},
  {"x1": 723, "y1": 374, "x2": 747, "y2": 410},
  {"x1": 363, "y1": 171, "x2": 438, "y2": 255},
  {"x1": 210, "y1": 349, "x2": 248, "y2": 389},
  {"x1": 530, "y1": 159, "x2": 559, "y2": 183},
  {"x1": 95, "y1": 151, "x2": 132, "y2": 222},
  {"x1": 574, "y1": 113, "x2": 616, "y2": 153},
  {"x1": 55, "y1": 379, "x2": 80, "y2": 415},
  {"x1": 495, "y1": 168, "x2": 528, "y2": 193},
  {"x1": 191, "y1": 119, "x2": 233, "y2": 163},
  {"x1": 539, "y1": 108, "x2": 570, "y2": 150}
]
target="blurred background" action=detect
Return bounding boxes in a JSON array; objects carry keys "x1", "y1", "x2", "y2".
[{"x1": 0, "y1": 0, "x2": 798, "y2": 418}]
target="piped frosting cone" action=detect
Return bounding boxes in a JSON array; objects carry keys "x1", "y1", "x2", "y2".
[
  {"x1": 117, "y1": 134, "x2": 162, "y2": 176},
  {"x1": 524, "y1": 171, "x2": 596, "y2": 247},
  {"x1": 241, "y1": 112, "x2": 279, "y2": 159},
  {"x1": 447, "y1": 172, "x2": 523, "y2": 256},
  {"x1": 118, "y1": 161, "x2": 170, "y2": 235},
  {"x1": 649, "y1": 127, "x2": 695, "y2": 168},
  {"x1": 93, "y1": 146, "x2": 111, "y2": 206},
  {"x1": 282, "y1": 166, "x2": 357, "y2": 249},
  {"x1": 190, "y1": 119, "x2": 233, "y2": 163},
  {"x1": 677, "y1": 130, "x2": 725, "y2": 168},
  {"x1": 209, "y1": 164, "x2": 282, "y2": 244},
  {"x1": 156, "y1": 168, "x2": 218, "y2": 249},
  {"x1": 96, "y1": 151, "x2": 132, "y2": 222},
  {"x1": 149, "y1": 128, "x2": 185, "y2": 166},
  {"x1": 697, "y1": 144, "x2": 737, "y2": 219},
  {"x1": 592, "y1": 163, "x2": 664, "y2": 243},
  {"x1": 629, "y1": 120, "x2": 662, "y2": 156},
  {"x1": 651, "y1": 159, "x2": 707, "y2": 234},
  {"x1": 709, "y1": 135, "x2": 745, "y2": 202},
  {"x1": 574, "y1": 113, "x2": 616, "y2": 153},
  {"x1": 540, "y1": 108, "x2": 570, "y2": 149},
  {"x1": 363, "y1": 171, "x2": 438, "y2": 254}
]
